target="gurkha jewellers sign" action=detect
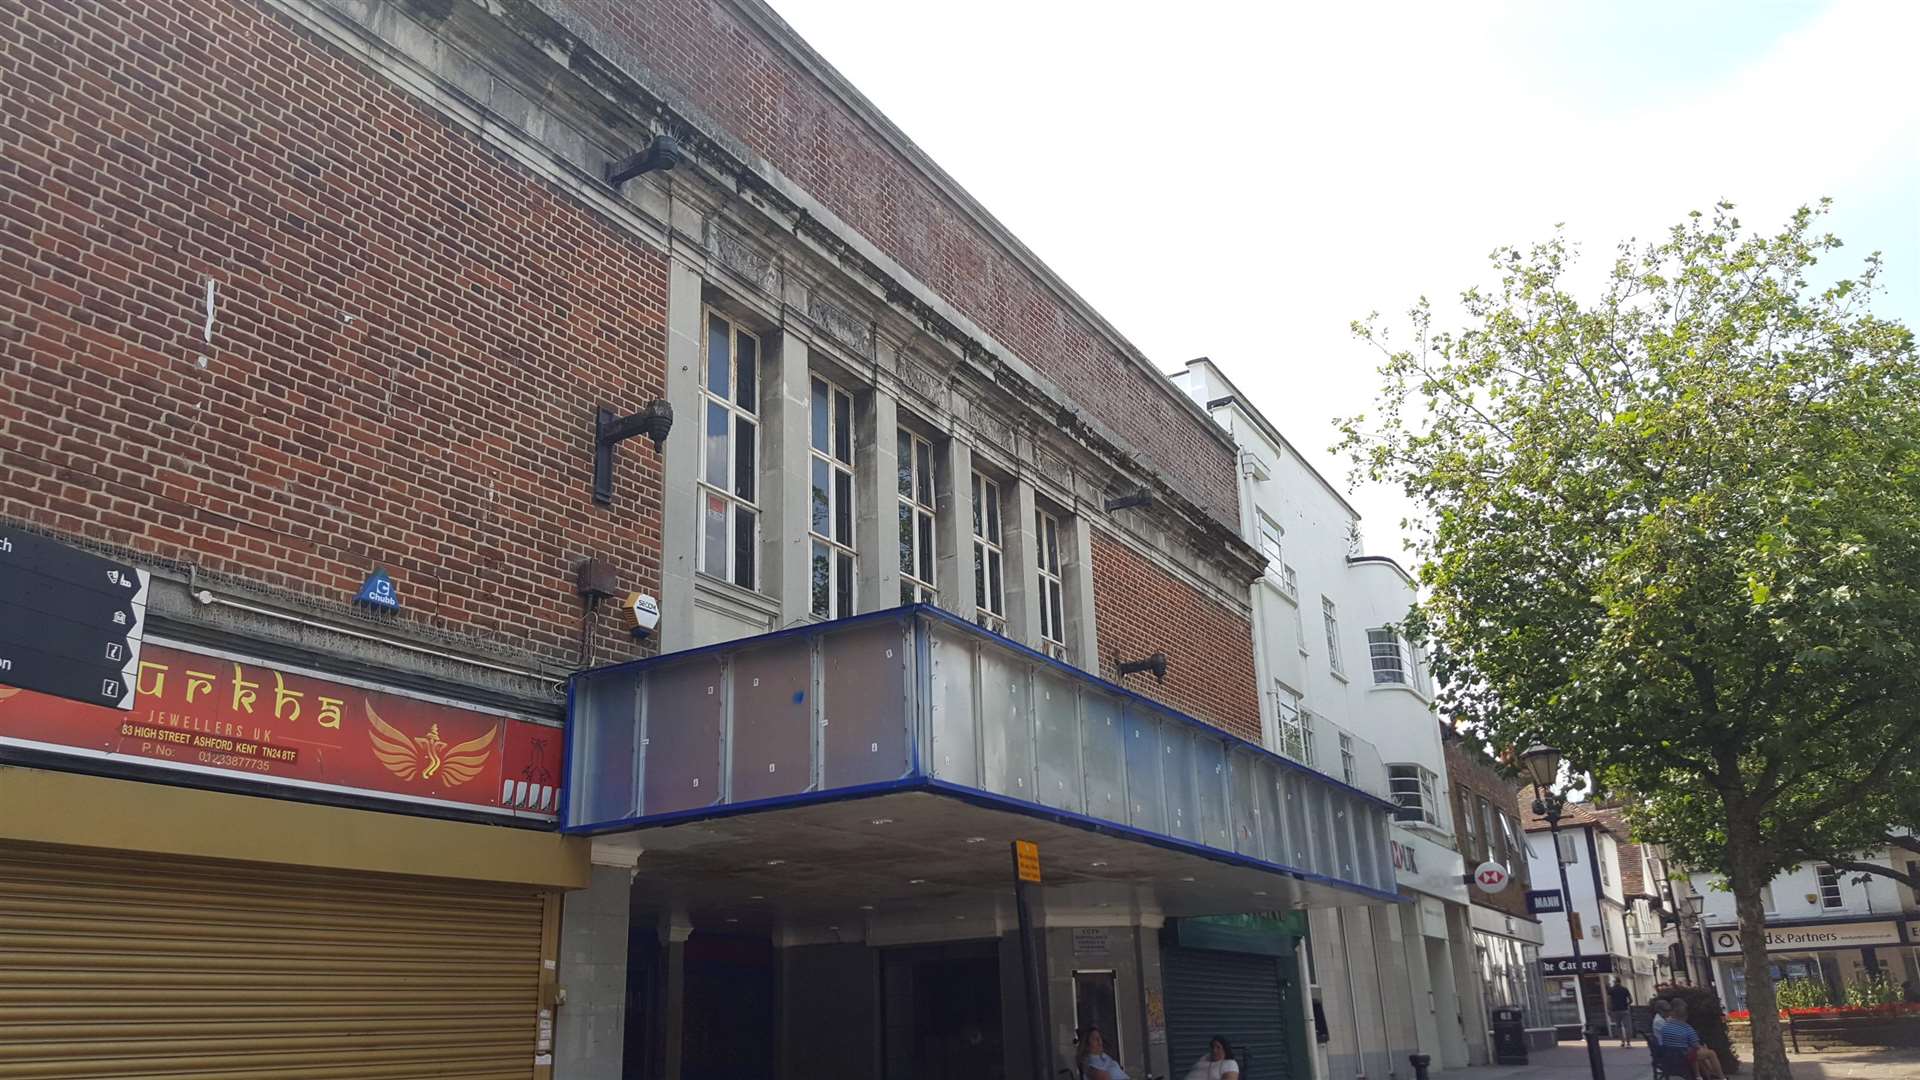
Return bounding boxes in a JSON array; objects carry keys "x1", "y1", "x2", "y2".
[{"x1": 0, "y1": 642, "x2": 561, "y2": 820}]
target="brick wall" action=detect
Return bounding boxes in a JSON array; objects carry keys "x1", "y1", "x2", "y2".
[
  {"x1": 1445, "y1": 736, "x2": 1536, "y2": 920},
  {"x1": 0, "y1": 0, "x2": 669, "y2": 666},
  {"x1": 532, "y1": 0, "x2": 1240, "y2": 527},
  {"x1": 1090, "y1": 529, "x2": 1259, "y2": 742}
]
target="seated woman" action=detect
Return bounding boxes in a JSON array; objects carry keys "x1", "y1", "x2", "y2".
[
  {"x1": 1182, "y1": 1036, "x2": 1241, "y2": 1080},
  {"x1": 1077, "y1": 1026, "x2": 1129, "y2": 1080}
]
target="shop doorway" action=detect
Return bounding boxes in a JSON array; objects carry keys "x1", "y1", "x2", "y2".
[
  {"x1": 883, "y1": 941, "x2": 1005, "y2": 1080},
  {"x1": 684, "y1": 934, "x2": 775, "y2": 1080}
]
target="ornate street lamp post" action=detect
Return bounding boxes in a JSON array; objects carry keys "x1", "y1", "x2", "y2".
[{"x1": 1523, "y1": 744, "x2": 1607, "y2": 1080}]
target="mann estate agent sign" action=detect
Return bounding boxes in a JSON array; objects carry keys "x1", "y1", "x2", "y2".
[{"x1": 1707, "y1": 919, "x2": 1908, "y2": 955}]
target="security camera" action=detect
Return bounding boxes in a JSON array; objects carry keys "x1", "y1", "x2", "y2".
[{"x1": 624, "y1": 592, "x2": 661, "y2": 640}]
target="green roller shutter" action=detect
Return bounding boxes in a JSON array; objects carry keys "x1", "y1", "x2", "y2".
[{"x1": 1162, "y1": 945, "x2": 1297, "y2": 1080}]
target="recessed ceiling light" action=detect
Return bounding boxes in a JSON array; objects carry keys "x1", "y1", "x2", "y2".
[
  {"x1": 1090, "y1": 861, "x2": 1108, "y2": 868},
  {"x1": 870, "y1": 818, "x2": 894, "y2": 826},
  {"x1": 859, "y1": 904, "x2": 875, "y2": 911},
  {"x1": 828, "y1": 925, "x2": 839, "y2": 931},
  {"x1": 965, "y1": 836, "x2": 987, "y2": 844},
  {"x1": 1179, "y1": 876, "x2": 1196, "y2": 882},
  {"x1": 954, "y1": 915, "x2": 967, "y2": 920},
  {"x1": 1254, "y1": 890, "x2": 1269, "y2": 896},
  {"x1": 909, "y1": 878, "x2": 929, "y2": 885},
  {"x1": 726, "y1": 917, "x2": 739, "y2": 923},
  {"x1": 749, "y1": 895, "x2": 765, "y2": 901},
  {"x1": 765, "y1": 859, "x2": 786, "y2": 866}
]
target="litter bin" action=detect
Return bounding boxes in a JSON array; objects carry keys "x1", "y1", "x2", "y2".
[{"x1": 1491, "y1": 1005, "x2": 1528, "y2": 1065}]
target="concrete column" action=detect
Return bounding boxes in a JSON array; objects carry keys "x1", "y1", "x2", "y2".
[
  {"x1": 1062, "y1": 514, "x2": 1098, "y2": 672},
  {"x1": 1135, "y1": 926, "x2": 1172, "y2": 1080},
  {"x1": 1002, "y1": 479, "x2": 1043, "y2": 649},
  {"x1": 762, "y1": 331, "x2": 813, "y2": 620},
  {"x1": 552, "y1": 853, "x2": 636, "y2": 1080},
  {"x1": 855, "y1": 389, "x2": 900, "y2": 613},
  {"x1": 935, "y1": 438, "x2": 977, "y2": 620},
  {"x1": 657, "y1": 259, "x2": 705, "y2": 653},
  {"x1": 655, "y1": 914, "x2": 693, "y2": 1080}
]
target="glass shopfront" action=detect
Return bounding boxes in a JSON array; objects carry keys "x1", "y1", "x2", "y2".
[{"x1": 1476, "y1": 930, "x2": 1551, "y2": 1029}]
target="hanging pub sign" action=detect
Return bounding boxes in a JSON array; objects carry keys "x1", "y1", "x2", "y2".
[{"x1": 0, "y1": 641, "x2": 561, "y2": 821}]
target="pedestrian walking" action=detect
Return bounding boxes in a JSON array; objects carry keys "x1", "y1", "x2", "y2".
[{"x1": 1608, "y1": 978, "x2": 1634, "y2": 1046}]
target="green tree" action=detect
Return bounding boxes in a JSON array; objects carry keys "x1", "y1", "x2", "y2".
[{"x1": 1342, "y1": 202, "x2": 1920, "y2": 1080}]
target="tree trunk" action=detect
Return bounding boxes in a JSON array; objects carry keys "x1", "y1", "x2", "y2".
[{"x1": 1728, "y1": 814, "x2": 1793, "y2": 1079}]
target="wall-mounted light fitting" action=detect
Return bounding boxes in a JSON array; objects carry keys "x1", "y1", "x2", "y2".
[
  {"x1": 1103, "y1": 488, "x2": 1154, "y2": 512},
  {"x1": 593, "y1": 400, "x2": 674, "y2": 504},
  {"x1": 605, "y1": 135, "x2": 684, "y2": 187},
  {"x1": 1114, "y1": 651, "x2": 1167, "y2": 684}
]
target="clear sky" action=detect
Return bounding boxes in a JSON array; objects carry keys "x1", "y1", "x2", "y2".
[{"x1": 768, "y1": 0, "x2": 1920, "y2": 559}]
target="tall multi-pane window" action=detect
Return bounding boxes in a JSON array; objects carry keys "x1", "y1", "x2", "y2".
[
  {"x1": 972, "y1": 473, "x2": 1006, "y2": 633},
  {"x1": 809, "y1": 375, "x2": 856, "y2": 619},
  {"x1": 1460, "y1": 791, "x2": 1480, "y2": 859},
  {"x1": 897, "y1": 429, "x2": 937, "y2": 605},
  {"x1": 1035, "y1": 509, "x2": 1067, "y2": 659},
  {"x1": 1368, "y1": 627, "x2": 1408, "y2": 684},
  {"x1": 1816, "y1": 865, "x2": 1844, "y2": 909},
  {"x1": 1257, "y1": 513, "x2": 1284, "y2": 574},
  {"x1": 1274, "y1": 684, "x2": 1311, "y2": 764},
  {"x1": 699, "y1": 311, "x2": 759, "y2": 590},
  {"x1": 1338, "y1": 732, "x2": 1356, "y2": 786},
  {"x1": 1322, "y1": 598, "x2": 1344, "y2": 675}
]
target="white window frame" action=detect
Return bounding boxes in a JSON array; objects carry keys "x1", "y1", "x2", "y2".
[
  {"x1": 1322, "y1": 597, "x2": 1344, "y2": 676},
  {"x1": 698, "y1": 309, "x2": 761, "y2": 591},
  {"x1": 1815, "y1": 865, "x2": 1844, "y2": 909},
  {"x1": 897, "y1": 428, "x2": 938, "y2": 606},
  {"x1": 1388, "y1": 763, "x2": 1439, "y2": 826},
  {"x1": 1035, "y1": 507, "x2": 1068, "y2": 660},
  {"x1": 972, "y1": 472, "x2": 1007, "y2": 633},
  {"x1": 1281, "y1": 564, "x2": 1299, "y2": 602},
  {"x1": 1338, "y1": 732, "x2": 1356, "y2": 787},
  {"x1": 1556, "y1": 832, "x2": 1579, "y2": 864},
  {"x1": 1368, "y1": 627, "x2": 1408, "y2": 685},
  {"x1": 809, "y1": 374, "x2": 857, "y2": 619},
  {"x1": 1273, "y1": 683, "x2": 1311, "y2": 764},
  {"x1": 1256, "y1": 512, "x2": 1284, "y2": 576}
]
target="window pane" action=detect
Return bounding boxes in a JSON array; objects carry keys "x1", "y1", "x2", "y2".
[
  {"x1": 988, "y1": 549, "x2": 1004, "y2": 613},
  {"x1": 899, "y1": 501, "x2": 914, "y2": 575},
  {"x1": 1048, "y1": 582, "x2": 1064, "y2": 644},
  {"x1": 917, "y1": 511, "x2": 934, "y2": 583},
  {"x1": 705, "y1": 402, "x2": 728, "y2": 488},
  {"x1": 811, "y1": 377, "x2": 829, "y2": 452},
  {"x1": 897, "y1": 430, "x2": 913, "y2": 496},
  {"x1": 707, "y1": 315, "x2": 731, "y2": 398},
  {"x1": 703, "y1": 494, "x2": 728, "y2": 577},
  {"x1": 811, "y1": 540, "x2": 830, "y2": 617},
  {"x1": 734, "y1": 508, "x2": 756, "y2": 590},
  {"x1": 916, "y1": 441, "x2": 933, "y2": 505},
  {"x1": 735, "y1": 419, "x2": 756, "y2": 502},
  {"x1": 974, "y1": 546, "x2": 986, "y2": 605},
  {"x1": 836, "y1": 553, "x2": 854, "y2": 618},
  {"x1": 972, "y1": 475, "x2": 984, "y2": 537},
  {"x1": 901, "y1": 579, "x2": 915, "y2": 606},
  {"x1": 986, "y1": 483, "x2": 1001, "y2": 543},
  {"x1": 811, "y1": 457, "x2": 830, "y2": 536},
  {"x1": 736, "y1": 332, "x2": 757, "y2": 412},
  {"x1": 1044, "y1": 518, "x2": 1060, "y2": 572},
  {"x1": 834, "y1": 391, "x2": 852, "y2": 463},
  {"x1": 834, "y1": 469, "x2": 853, "y2": 544}
]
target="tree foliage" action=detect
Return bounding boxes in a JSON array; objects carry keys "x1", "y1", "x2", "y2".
[{"x1": 1342, "y1": 201, "x2": 1920, "y2": 1079}]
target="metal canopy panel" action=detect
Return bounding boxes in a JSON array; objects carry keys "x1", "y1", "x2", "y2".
[
  {"x1": 566, "y1": 607, "x2": 1399, "y2": 905},
  {"x1": 618, "y1": 789, "x2": 1376, "y2": 932}
]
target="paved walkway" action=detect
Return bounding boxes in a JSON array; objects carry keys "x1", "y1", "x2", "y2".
[{"x1": 1439, "y1": 1041, "x2": 1920, "y2": 1080}]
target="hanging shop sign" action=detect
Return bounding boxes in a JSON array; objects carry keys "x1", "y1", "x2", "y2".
[
  {"x1": 1706, "y1": 919, "x2": 1905, "y2": 955},
  {"x1": 1472, "y1": 861, "x2": 1512, "y2": 894},
  {"x1": 1541, "y1": 955, "x2": 1612, "y2": 976},
  {"x1": 0, "y1": 528, "x2": 148, "y2": 709},
  {"x1": 0, "y1": 641, "x2": 561, "y2": 820},
  {"x1": 1527, "y1": 890, "x2": 1567, "y2": 915}
]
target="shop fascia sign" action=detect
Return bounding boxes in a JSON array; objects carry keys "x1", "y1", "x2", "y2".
[
  {"x1": 1541, "y1": 955, "x2": 1613, "y2": 976},
  {"x1": 1706, "y1": 919, "x2": 1906, "y2": 955},
  {"x1": 1390, "y1": 822, "x2": 1468, "y2": 904}
]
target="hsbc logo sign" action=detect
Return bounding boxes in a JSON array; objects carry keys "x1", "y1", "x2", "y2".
[{"x1": 1473, "y1": 861, "x2": 1511, "y2": 894}]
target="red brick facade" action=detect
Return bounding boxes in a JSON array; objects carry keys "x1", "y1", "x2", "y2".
[
  {"x1": 1444, "y1": 734, "x2": 1537, "y2": 919},
  {"x1": 1090, "y1": 529, "x2": 1260, "y2": 742},
  {"x1": 532, "y1": 0, "x2": 1240, "y2": 527},
  {"x1": 0, "y1": 0, "x2": 669, "y2": 665}
]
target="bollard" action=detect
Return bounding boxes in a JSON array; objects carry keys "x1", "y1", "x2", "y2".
[{"x1": 1409, "y1": 1052, "x2": 1432, "y2": 1080}]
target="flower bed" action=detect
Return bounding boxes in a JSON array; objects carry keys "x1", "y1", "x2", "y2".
[{"x1": 1727, "y1": 1003, "x2": 1920, "y2": 1021}]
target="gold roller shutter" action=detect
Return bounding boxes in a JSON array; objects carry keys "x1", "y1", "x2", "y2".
[{"x1": 0, "y1": 840, "x2": 552, "y2": 1080}]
